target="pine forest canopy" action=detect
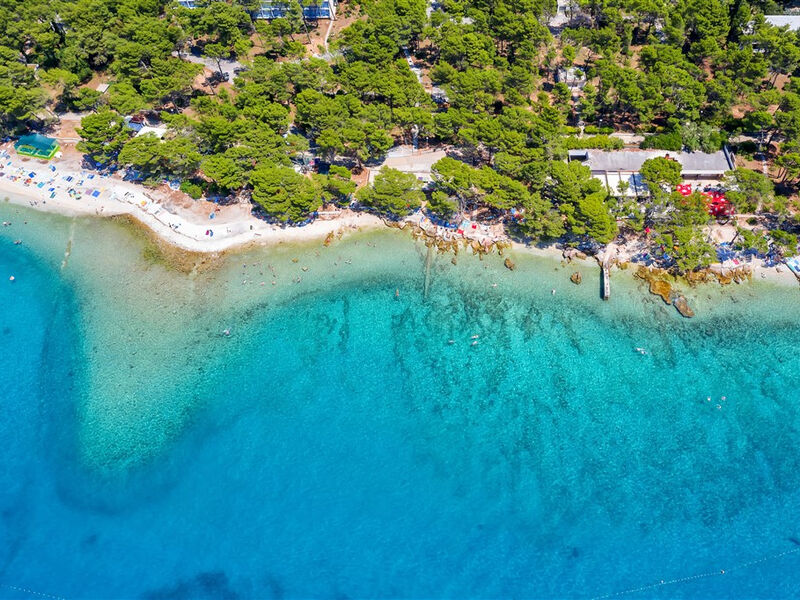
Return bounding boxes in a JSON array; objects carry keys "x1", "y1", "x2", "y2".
[{"x1": 1, "y1": 0, "x2": 798, "y2": 268}]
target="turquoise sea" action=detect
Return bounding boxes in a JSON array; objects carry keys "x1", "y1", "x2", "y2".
[{"x1": 2, "y1": 201, "x2": 800, "y2": 599}]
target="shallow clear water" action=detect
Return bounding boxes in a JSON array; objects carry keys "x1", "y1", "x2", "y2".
[{"x1": 2, "y1": 202, "x2": 800, "y2": 599}]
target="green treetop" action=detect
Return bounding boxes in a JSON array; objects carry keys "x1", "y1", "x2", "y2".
[
  {"x1": 640, "y1": 157, "x2": 682, "y2": 195},
  {"x1": 356, "y1": 167, "x2": 424, "y2": 217},
  {"x1": 250, "y1": 165, "x2": 323, "y2": 223},
  {"x1": 76, "y1": 111, "x2": 131, "y2": 164}
]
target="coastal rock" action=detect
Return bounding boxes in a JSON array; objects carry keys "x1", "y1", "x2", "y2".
[
  {"x1": 673, "y1": 295, "x2": 695, "y2": 318},
  {"x1": 684, "y1": 270, "x2": 711, "y2": 285},
  {"x1": 715, "y1": 272, "x2": 733, "y2": 285},
  {"x1": 634, "y1": 265, "x2": 665, "y2": 282},
  {"x1": 733, "y1": 267, "x2": 752, "y2": 283},
  {"x1": 570, "y1": 272, "x2": 582, "y2": 284},
  {"x1": 649, "y1": 280, "x2": 672, "y2": 304},
  {"x1": 504, "y1": 258, "x2": 516, "y2": 271},
  {"x1": 562, "y1": 248, "x2": 588, "y2": 262}
]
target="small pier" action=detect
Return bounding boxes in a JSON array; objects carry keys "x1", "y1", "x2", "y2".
[{"x1": 601, "y1": 263, "x2": 610, "y2": 300}]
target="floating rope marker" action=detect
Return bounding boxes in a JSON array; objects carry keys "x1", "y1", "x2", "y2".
[{"x1": 591, "y1": 545, "x2": 800, "y2": 600}]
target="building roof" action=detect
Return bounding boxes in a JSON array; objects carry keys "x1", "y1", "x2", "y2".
[
  {"x1": 580, "y1": 149, "x2": 733, "y2": 175},
  {"x1": 765, "y1": 15, "x2": 800, "y2": 31},
  {"x1": 136, "y1": 125, "x2": 168, "y2": 139},
  {"x1": 16, "y1": 133, "x2": 57, "y2": 152},
  {"x1": 15, "y1": 133, "x2": 59, "y2": 159}
]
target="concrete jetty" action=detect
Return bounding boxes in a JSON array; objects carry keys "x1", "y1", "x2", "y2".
[{"x1": 602, "y1": 263, "x2": 610, "y2": 300}]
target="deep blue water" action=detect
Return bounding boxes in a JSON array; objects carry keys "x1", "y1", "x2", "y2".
[{"x1": 2, "y1": 210, "x2": 800, "y2": 599}]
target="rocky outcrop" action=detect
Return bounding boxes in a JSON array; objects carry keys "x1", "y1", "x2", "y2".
[
  {"x1": 570, "y1": 271, "x2": 582, "y2": 284},
  {"x1": 649, "y1": 280, "x2": 672, "y2": 304},
  {"x1": 712, "y1": 267, "x2": 752, "y2": 285},
  {"x1": 563, "y1": 248, "x2": 589, "y2": 262},
  {"x1": 684, "y1": 269, "x2": 712, "y2": 285},
  {"x1": 635, "y1": 266, "x2": 697, "y2": 316},
  {"x1": 673, "y1": 294, "x2": 695, "y2": 318}
]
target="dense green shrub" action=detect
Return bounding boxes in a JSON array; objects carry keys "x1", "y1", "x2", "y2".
[
  {"x1": 180, "y1": 181, "x2": 204, "y2": 199},
  {"x1": 583, "y1": 125, "x2": 614, "y2": 135},
  {"x1": 640, "y1": 131, "x2": 683, "y2": 151},
  {"x1": 563, "y1": 135, "x2": 624, "y2": 150}
]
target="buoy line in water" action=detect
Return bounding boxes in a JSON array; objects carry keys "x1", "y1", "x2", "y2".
[
  {"x1": 591, "y1": 545, "x2": 800, "y2": 599},
  {"x1": 1, "y1": 583, "x2": 67, "y2": 600}
]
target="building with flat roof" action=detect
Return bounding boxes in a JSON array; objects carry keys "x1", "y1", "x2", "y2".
[
  {"x1": 15, "y1": 134, "x2": 59, "y2": 160},
  {"x1": 764, "y1": 15, "x2": 800, "y2": 30},
  {"x1": 178, "y1": 0, "x2": 337, "y2": 19},
  {"x1": 555, "y1": 67, "x2": 587, "y2": 91},
  {"x1": 568, "y1": 149, "x2": 735, "y2": 196},
  {"x1": 254, "y1": 0, "x2": 337, "y2": 19}
]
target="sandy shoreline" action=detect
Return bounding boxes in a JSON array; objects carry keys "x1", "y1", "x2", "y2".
[
  {"x1": 0, "y1": 146, "x2": 384, "y2": 253},
  {"x1": 1, "y1": 145, "x2": 797, "y2": 288}
]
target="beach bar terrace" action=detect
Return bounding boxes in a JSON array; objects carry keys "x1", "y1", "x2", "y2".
[{"x1": 14, "y1": 134, "x2": 59, "y2": 160}]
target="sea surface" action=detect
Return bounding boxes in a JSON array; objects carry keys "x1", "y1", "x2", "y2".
[{"x1": 2, "y1": 201, "x2": 800, "y2": 599}]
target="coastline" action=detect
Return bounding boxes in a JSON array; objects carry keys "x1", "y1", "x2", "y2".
[
  {"x1": 1, "y1": 145, "x2": 797, "y2": 289},
  {"x1": 0, "y1": 180, "x2": 385, "y2": 252},
  {"x1": 507, "y1": 240, "x2": 800, "y2": 288},
  {"x1": 5, "y1": 194, "x2": 800, "y2": 599},
  {"x1": 0, "y1": 146, "x2": 385, "y2": 253}
]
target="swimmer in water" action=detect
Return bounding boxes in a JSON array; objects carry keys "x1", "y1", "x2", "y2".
[
  {"x1": 552, "y1": 289, "x2": 556, "y2": 295},
  {"x1": 222, "y1": 328, "x2": 231, "y2": 337}
]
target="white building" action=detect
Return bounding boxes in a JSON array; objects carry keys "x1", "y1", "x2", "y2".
[
  {"x1": 178, "y1": 0, "x2": 338, "y2": 19},
  {"x1": 555, "y1": 67, "x2": 587, "y2": 91},
  {"x1": 568, "y1": 149, "x2": 735, "y2": 196},
  {"x1": 764, "y1": 15, "x2": 800, "y2": 31}
]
